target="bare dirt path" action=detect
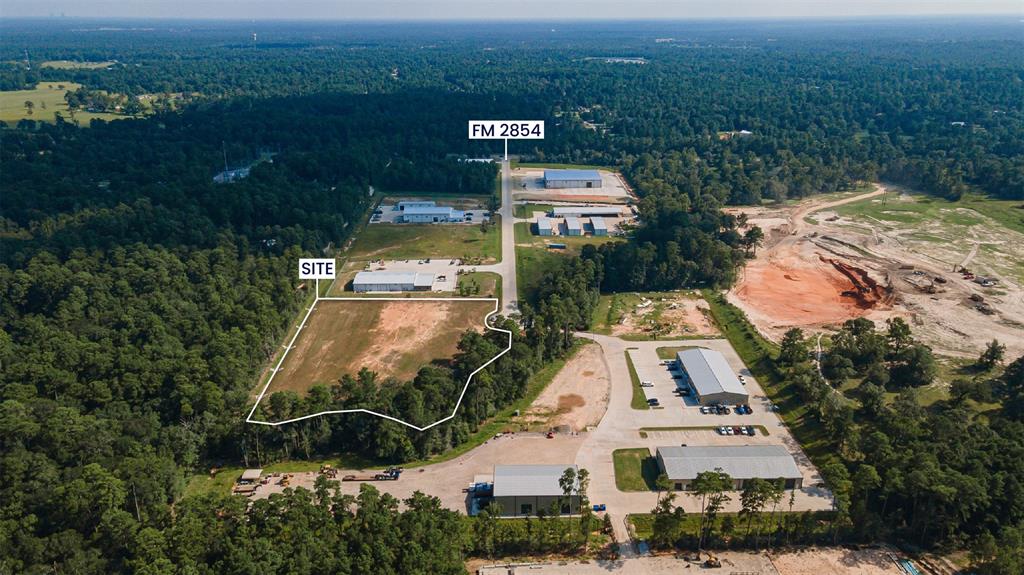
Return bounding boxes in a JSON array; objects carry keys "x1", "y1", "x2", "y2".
[{"x1": 515, "y1": 342, "x2": 610, "y2": 432}]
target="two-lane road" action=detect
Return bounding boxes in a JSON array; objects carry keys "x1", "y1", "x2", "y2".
[{"x1": 497, "y1": 160, "x2": 518, "y2": 316}]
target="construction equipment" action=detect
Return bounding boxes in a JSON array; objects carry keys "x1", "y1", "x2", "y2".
[{"x1": 703, "y1": 554, "x2": 722, "y2": 568}]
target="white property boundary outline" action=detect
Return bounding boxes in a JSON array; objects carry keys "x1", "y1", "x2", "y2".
[{"x1": 246, "y1": 281, "x2": 511, "y2": 431}]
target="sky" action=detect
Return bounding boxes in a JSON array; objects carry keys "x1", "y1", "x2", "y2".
[{"x1": 1, "y1": 0, "x2": 1019, "y2": 20}]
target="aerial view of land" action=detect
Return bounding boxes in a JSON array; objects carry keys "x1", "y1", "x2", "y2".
[
  {"x1": 266, "y1": 298, "x2": 496, "y2": 396},
  {"x1": 2, "y1": 10, "x2": 1021, "y2": 575}
]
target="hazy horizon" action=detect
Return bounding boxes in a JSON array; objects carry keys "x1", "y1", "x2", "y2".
[{"x1": 2, "y1": 0, "x2": 1019, "y2": 21}]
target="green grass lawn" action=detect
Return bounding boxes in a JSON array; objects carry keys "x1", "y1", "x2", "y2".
[
  {"x1": 512, "y1": 161, "x2": 618, "y2": 171},
  {"x1": 0, "y1": 81, "x2": 130, "y2": 125},
  {"x1": 625, "y1": 350, "x2": 650, "y2": 410},
  {"x1": 457, "y1": 271, "x2": 501, "y2": 300},
  {"x1": 513, "y1": 203, "x2": 556, "y2": 219},
  {"x1": 346, "y1": 221, "x2": 501, "y2": 263},
  {"x1": 612, "y1": 448, "x2": 660, "y2": 491}
]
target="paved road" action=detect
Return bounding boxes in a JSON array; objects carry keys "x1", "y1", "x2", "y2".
[{"x1": 496, "y1": 160, "x2": 518, "y2": 315}]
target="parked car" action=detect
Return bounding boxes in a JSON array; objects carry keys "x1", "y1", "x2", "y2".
[
  {"x1": 640, "y1": 381, "x2": 654, "y2": 388},
  {"x1": 717, "y1": 426, "x2": 728, "y2": 435},
  {"x1": 732, "y1": 426, "x2": 744, "y2": 435},
  {"x1": 746, "y1": 426, "x2": 756, "y2": 436},
  {"x1": 738, "y1": 375, "x2": 747, "y2": 384},
  {"x1": 647, "y1": 398, "x2": 660, "y2": 406},
  {"x1": 700, "y1": 406, "x2": 711, "y2": 414},
  {"x1": 680, "y1": 387, "x2": 692, "y2": 396},
  {"x1": 721, "y1": 407, "x2": 731, "y2": 415}
]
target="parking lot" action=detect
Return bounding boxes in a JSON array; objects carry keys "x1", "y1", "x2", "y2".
[
  {"x1": 330, "y1": 258, "x2": 479, "y2": 294},
  {"x1": 371, "y1": 204, "x2": 491, "y2": 224},
  {"x1": 512, "y1": 168, "x2": 634, "y2": 204}
]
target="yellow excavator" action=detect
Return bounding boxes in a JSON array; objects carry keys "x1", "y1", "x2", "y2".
[{"x1": 703, "y1": 554, "x2": 722, "y2": 568}]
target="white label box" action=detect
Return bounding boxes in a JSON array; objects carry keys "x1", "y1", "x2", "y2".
[
  {"x1": 298, "y1": 258, "x2": 336, "y2": 279},
  {"x1": 468, "y1": 120, "x2": 544, "y2": 140}
]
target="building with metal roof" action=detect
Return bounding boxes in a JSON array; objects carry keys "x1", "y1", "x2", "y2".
[
  {"x1": 590, "y1": 217, "x2": 608, "y2": 236},
  {"x1": 536, "y1": 217, "x2": 553, "y2": 236},
  {"x1": 401, "y1": 206, "x2": 465, "y2": 223},
  {"x1": 395, "y1": 200, "x2": 436, "y2": 211},
  {"x1": 550, "y1": 206, "x2": 623, "y2": 217},
  {"x1": 656, "y1": 445, "x2": 803, "y2": 491},
  {"x1": 544, "y1": 169, "x2": 603, "y2": 189},
  {"x1": 352, "y1": 271, "x2": 435, "y2": 292},
  {"x1": 492, "y1": 465, "x2": 580, "y2": 517},
  {"x1": 675, "y1": 348, "x2": 748, "y2": 405},
  {"x1": 564, "y1": 217, "x2": 583, "y2": 236}
]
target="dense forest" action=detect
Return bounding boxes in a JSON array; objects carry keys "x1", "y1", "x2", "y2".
[{"x1": 1, "y1": 17, "x2": 1022, "y2": 574}]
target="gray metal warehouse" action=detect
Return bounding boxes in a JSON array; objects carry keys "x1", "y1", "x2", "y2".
[
  {"x1": 550, "y1": 206, "x2": 623, "y2": 218},
  {"x1": 544, "y1": 169, "x2": 603, "y2": 189},
  {"x1": 590, "y1": 217, "x2": 608, "y2": 236},
  {"x1": 656, "y1": 445, "x2": 804, "y2": 491},
  {"x1": 536, "y1": 217, "x2": 553, "y2": 236},
  {"x1": 675, "y1": 347, "x2": 748, "y2": 405},
  {"x1": 395, "y1": 200, "x2": 437, "y2": 211},
  {"x1": 352, "y1": 271, "x2": 434, "y2": 292},
  {"x1": 564, "y1": 217, "x2": 583, "y2": 236},
  {"x1": 491, "y1": 465, "x2": 581, "y2": 517}
]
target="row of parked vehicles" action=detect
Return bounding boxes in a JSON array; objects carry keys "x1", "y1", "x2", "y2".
[
  {"x1": 718, "y1": 425, "x2": 757, "y2": 436},
  {"x1": 699, "y1": 403, "x2": 753, "y2": 415}
]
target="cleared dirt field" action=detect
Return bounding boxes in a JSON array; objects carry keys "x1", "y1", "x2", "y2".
[
  {"x1": 592, "y1": 292, "x2": 720, "y2": 339},
  {"x1": 269, "y1": 299, "x2": 495, "y2": 394},
  {"x1": 771, "y1": 547, "x2": 906, "y2": 575},
  {"x1": 514, "y1": 342, "x2": 610, "y2": 431},
  {"x1": 729, "y1": 185, "x2": 1024, "y2": 358}
]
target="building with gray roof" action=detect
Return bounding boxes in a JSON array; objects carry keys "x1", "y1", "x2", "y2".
[
  {"x1": 401, "y1": 206, "x2": 465, "y2": 223},
  {"x1": 550, "y1": 206, "x2": 623, "y2": 218},
  {"x1": 492, "y1": 465, "x2": 580, "y2": 517},
  {"x1": 352, "y1": 271, "x2": 434, "y2": 292},
  {"x1": 590, "y1": 216, "x2": 608, "y2": 236},
  {"x1": 656, "y1": 445, "x2": 803, "y2": 491},
  {"x1": 564, "y1": 217, "x2": 583, "y2": 236},
  {"x1": 544, "y1": 169, "x2": 603, "y2": 189},
  {"x1": 675, "y1": 347, "x2": 748, "y2": 405},
  {"x1": 536, "y1": 217, "x2": 553, "y2": 236}
]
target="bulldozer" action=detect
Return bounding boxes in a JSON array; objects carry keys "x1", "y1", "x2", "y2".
[{"x1": 703, "y1": 554, "x2": 722, "y2": 568}]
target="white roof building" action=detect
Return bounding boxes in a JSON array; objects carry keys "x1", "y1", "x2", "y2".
[
  {"x1": 656, "y1": 445, "x2": 803, "y2": 490},
  {"x1": 551, "y1": 206, "x2": 623, "y2": 217},
  {"x1": 675, "y1": 348, "x2": 748, "y2": 405}
]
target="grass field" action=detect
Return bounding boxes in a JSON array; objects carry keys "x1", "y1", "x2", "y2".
[
  {"x1": 345, "y1": 222, "x2": 501, "y2": 264},
  {"x1": 512, "y1": 161, "x2": 618, "y2": 171},
  {"x1": 625, "y1": 350, "x2": 650, "y2": 410},
  {"x1": 267, "y1": 299, "x2": 495, "y2": 395},
  {"x1": 458, "y1": 271, "x2": 501, "y2": 300},
  {"x1": 612, "y1": 448, "x2": 660, "y2": 491},
  {"x1": 629, "y1": 510, "x2": 835, "y2": 541},
  {"x1": 655, "y1": 346, "x2": 698, "y2": 360},
  {"x1": 513, "y1": 203, "x2": 556, "y2": 219},
  {"x1": 590, "y1": 292, "x2": 718, "y2": 340},
  {"x1": 41, "y1": 60, "x2": 116, "y2": 69},
  {"x1": 0, "y1": 81, "x2": 127, "y2": 125}
]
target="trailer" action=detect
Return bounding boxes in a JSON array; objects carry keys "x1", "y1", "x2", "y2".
[{"x1": 341, "y1": 467, "x2": 403, "y2": 482}]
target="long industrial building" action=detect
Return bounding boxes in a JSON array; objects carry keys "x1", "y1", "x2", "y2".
[
  {"x1": 550, "y1": 206, "x2": 623, "y2": 218},
  {"x1": 395, "y1": 200, "x2": 437, "y2": 211},
  {"x1": 656, "y1": 445, "x2": 803, "y2": 491},
  {"x1": 491, "y1": 465, "x2": 581, "y2": 517},
  {"x1": 352, "y1": 271, "x2": 434, "y2": 292},
  {"x1": 675, "y1": 348, "x2": 748, "y2": 405},
  {"x1": 544, "y1": 169, "x2": 603, "y2": 189},
  {"x1": 401, "y1": 206, "x2": 465, "y2": 223}
]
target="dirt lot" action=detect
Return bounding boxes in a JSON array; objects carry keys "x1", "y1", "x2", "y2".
[
  {"x1": 515, "y1": 342, "x2": 611, "y2": 431},
  {"x1": 770, "y1": 547, "x2": 906, "y2": 575},
  {"x1": 268, "y1": 299, "x2": 495, "y2": 394},
  {"x1": 512, "y1": 168, "x2": 633, "y2": 204},
  {"x1": 728, "y1": 185, "x2": 1024, "y2": 358},
  {"x1": 594, "y1": 293, "x2": 720, "y2": 339}
]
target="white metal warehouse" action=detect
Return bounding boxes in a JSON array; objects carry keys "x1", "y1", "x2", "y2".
[
  {"x1": 675, "y1": 347, "x2": 748, "y2": 405},
  {"x1": 352, "y1": 271, "x2": 434, "y2": 292},
  {"x1": 543, "y1": 169, "x2": 603, "y2": 189},
  {"x1": 656, "y1": 445, "x2": 803, "y2": 491},
  {"x1": 550, "y1": 206, "x2": 623, "y2": 218},
  {"x1": 401, "y1": 206, "x2": 465, "y2": 223},
  {"x1": 491, "y1": 465, "x2": 580, "y2": 517}
]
